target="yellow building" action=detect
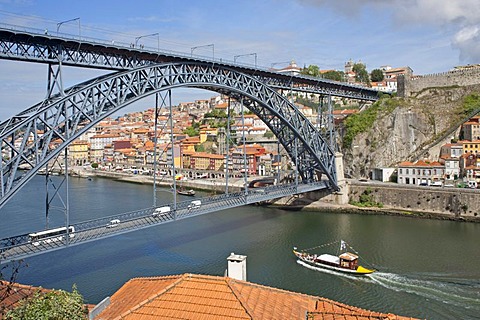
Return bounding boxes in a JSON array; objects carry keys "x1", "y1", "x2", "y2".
[
  {"x1": 460, "y1": 140, "x2": 480, "y2": 154},
  {"x1": 181, "y1": 136, "x2": 201, "y2": 152},
  {"x1": 68, "y1": 140, "x2": 89, "y2": 165},
  {"x1": 189, "y1": 152, "x2": 225, "y2": 171},
  {"x1": 199, "y1": 127, "x2": 217, "y2": 143}
]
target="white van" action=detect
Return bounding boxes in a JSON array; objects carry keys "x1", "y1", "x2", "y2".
[
  {"x1": 188, "y1": 200, "x2": 202, "y2": 210},
  {"x1": 107, "y1": 219, "x2": 120, "y2": 228},
  {"x1": 153, "y1": 206, "x2": 171, "y2": 217}
]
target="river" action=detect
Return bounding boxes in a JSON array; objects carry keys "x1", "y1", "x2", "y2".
[{"x1": 1, "y1": 175, "x2": 479, "y2": 319}]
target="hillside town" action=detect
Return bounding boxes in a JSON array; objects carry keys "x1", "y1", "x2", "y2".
[{"x1": 50, "y1": 61, "x2": 480, "y2": 190}]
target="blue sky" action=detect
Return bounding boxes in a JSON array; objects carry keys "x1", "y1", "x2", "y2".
[{"x1": 1, "y1": 0, "x2": 479, "y2": 120}]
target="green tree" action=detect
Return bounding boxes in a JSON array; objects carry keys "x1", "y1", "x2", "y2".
[
  {"x1": 5, "y1": 285, "x2": 87, "y2": 320},
  {"x1": 370, "y1": 69, "x2": 384, "y2": 82},
  {"x1": 183, "y1": 119, "x2": 200, "y2": 136},
  {"x1": 353, "y1": 63, "x2": 370, "y2": 85},
  {"x1": 183, "y1": 126, "x2": 199, "y2": 136},
  {"x1": 322, "y1": 70, "x2": 345, "y2": 82},
  {"x1": 301, "y1": 65, "x2": 320, "y2": 77},
  {"x1": 263, "y1": 131, "x2": 274, "y2": 138},
  {"x1": 90, "y1": 162, "x2": 99, "y2": 169},
  {"x1": 462, "y1": 93, "x2": 480, "y2": 115}
]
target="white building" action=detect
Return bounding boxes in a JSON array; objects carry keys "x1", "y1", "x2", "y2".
[{"x1": 397, "y1": 160, "x2": 445, "y2": 186}]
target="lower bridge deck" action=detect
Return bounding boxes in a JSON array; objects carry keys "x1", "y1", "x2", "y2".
[{"x1": 0, "y1": 182, "x2": 329, "y2": 263}]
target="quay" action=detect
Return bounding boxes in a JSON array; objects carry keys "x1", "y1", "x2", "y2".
[{"x1": 72, "y1": 167, "x2": 480, "y2": 223}]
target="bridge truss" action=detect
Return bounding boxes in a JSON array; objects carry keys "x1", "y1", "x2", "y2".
[
  {"x1": 0, "y1": 26, "x2": 379, "y2": 101},
  {"x1": 0, "y1": 62, "x2": 338, "y2": 209},
  {"x1": 0, "y1": 25, "x2": 380, "y2": 261}
]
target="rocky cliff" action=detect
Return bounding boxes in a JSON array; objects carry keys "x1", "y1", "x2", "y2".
[{"x1": 341, "y1": 84, "x2": 480, "y2": 178}]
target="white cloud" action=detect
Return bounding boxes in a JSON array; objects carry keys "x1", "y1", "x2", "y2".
[
  {"x1": 452, "y1": 25, "x2": 480, "y2": 63},
  {"x1": 298, "y1": 0, "x2": 480, "y2": 64}
]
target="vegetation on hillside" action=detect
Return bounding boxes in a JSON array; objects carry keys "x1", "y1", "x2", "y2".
[
  {"x1": 342, "y1": 106, "x2": 378, "y2": 149},
  {"x1": 5, "y1": 285, "x2": 87, "y2": 320},
  {"x1": 370, "y1": 69, "x2": 385, "y2": 82},
  {"x1": 183, "y1": 119, "x2": 200, "y2": 136},
  {"x1": 352, "y1": 63, "x2": 370, "y2": 86},
  {"x1": 462, "y1": 93, "x2": 480, "y2": 116},
  {"x1": 296, "y1": 96, "x2": 319, "y2": 109},
  {"x1": 203, "y1": 109, "x2": 235, "y2": 129},
  {"x1": 349, "y1": 188, "x2": 383, "y2": 208},
  {"x1": 300, "y1": 65, "x2": 345, "y2": 82},
  {"x1": 342, "y1": 95, "x2": 401, "y2": 148},
  {"x1": 321, "y1": 70, "x2": 345, "y2": 82}
]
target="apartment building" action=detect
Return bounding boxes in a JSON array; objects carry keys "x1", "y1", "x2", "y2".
[
  {"x1": 397, "y1": 160, "x2": 445, "y2": 186},
  {"x1": 461, "y1": 116, "x2": 480, "y2": 141}
]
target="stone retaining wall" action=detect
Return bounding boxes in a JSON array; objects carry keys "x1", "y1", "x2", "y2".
[{"x1": 347, "y1": 182, "x2": 480, "y2": 220}]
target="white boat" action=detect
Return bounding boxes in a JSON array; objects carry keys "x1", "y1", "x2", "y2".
[
  {"x1": 293, "y1": 240, "x2": 375, "y2": 275},
  {"x1": 177, "y1": 188, "x2": 195, "y2": 196}
]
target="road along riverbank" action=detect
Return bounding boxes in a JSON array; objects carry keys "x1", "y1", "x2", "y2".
[{"x1": 76, "y1": 169, "x2": 480, "y2": 223}]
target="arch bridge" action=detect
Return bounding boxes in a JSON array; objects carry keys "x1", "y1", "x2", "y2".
[{"x1": 0, "y1": 26, "x2": 379, "y2": 262}]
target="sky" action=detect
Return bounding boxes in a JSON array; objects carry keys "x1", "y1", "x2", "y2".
[{"x1": 0, "y1": 0, "x2": 479, "y2": 120}]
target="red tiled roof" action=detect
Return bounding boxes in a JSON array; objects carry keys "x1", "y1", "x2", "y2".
[
  {"x1": 94, "y1": 274, "x2": 417, "y2": 320},
  {"x1": 0, "y1": 281, "x2": 50, "y2": 315},
  {"x1": 398, "y1": 160, "x2": 443, "y2": 168}
]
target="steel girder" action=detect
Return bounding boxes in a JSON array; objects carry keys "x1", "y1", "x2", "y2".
[
  {"x1": 0, "y1": 182, "x2": 327, "y2": 263},
  {"x1": 0, "y1": 27, "x2": 379, "y2": 101},
  {"x1": 0, "y1": 62, "x2": 337, "y2": 209}
]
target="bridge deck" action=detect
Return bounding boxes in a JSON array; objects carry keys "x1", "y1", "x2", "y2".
[
  {"x1": 0, "y1": 182, "x2": 328, "y2": 263},
  {"x1": 0, "y1": 25, "x2": 379, "y2": 101}
]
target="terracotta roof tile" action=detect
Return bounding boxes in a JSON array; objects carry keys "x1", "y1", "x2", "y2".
[
  {"x1": 0, "y1": 280, "x2": 51, "y2": 315},
  {"x1": 94, "y1": 274, "x2": 417, "y2": 320}
]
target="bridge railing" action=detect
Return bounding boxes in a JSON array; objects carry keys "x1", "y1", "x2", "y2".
[
  {"x1": 0, "y1": 23, "x2": 255, "y2": 69},
  {"x1": 0, "y1": 182, "x2": 331, "y2": 263},
  {"x1": 0, "y1": 22, "x2": 383, "y2": 96}
]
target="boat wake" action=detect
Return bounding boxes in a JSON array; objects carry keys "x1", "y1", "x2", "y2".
[
  {"x1": 368, "y1": 272, "x2": 480, "y2": 309},
  {"x1": 297, "y1": 260, "x2": 480, "y2": 310}
]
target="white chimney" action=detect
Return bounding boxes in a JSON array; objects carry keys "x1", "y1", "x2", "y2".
[{"x1": 227, "y1": 252, "x2": 247, "y2": 281}]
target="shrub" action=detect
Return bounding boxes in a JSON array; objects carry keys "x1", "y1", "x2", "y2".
[{"x1": 5, "y1": 285, "x2": 87, "y2": 320}]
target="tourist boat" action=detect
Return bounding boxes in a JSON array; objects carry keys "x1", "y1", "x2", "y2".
[
  {"x1": 177, "y1": 188, "x2": 195, "y2": 196},
  {"x1": 293, "y1": 240, "x2": 376, "y2": 275}
]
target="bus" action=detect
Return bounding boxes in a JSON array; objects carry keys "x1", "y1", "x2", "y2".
[{"x1": 28, "y1": 226, "x2": 75, "y2": 246}]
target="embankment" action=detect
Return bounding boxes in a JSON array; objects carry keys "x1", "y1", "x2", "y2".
[
  {"x1": 80, "y1": 170, "x2": 480, "y2": 222},
  {"x1": 299, "y1": 181, "x2": 480, "y2": 222}
]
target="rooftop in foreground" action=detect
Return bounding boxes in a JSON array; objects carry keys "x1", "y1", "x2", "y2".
[{"x1": 94, "y1": 273, "x2": 418, "y2": 320}]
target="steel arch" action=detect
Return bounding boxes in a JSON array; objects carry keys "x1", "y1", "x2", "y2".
[{"x1": 0, "y1": 62, "x2": 337, "y2": 208}]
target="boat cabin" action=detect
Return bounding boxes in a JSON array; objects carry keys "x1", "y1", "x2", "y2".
[{"x1": 339, "y1": 252, "x2": 358, "y2": 270}]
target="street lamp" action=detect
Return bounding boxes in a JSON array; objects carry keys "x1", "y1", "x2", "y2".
[
  {"x1": 234, "y1": 53, "x2": 257, "y2": 67},
  {"x1": 56, "y1": 17, "x2": 81, "y2": 36},
  {"x1": 134, "y1": 32, "x2": 160, "y2": 50},
  {"x1": 191, "y1": 44, "x2": 214, "y2": 60}
]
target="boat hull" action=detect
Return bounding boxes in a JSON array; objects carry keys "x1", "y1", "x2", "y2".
[
  {"x1": 293, "y1": 250, "x2": 375, "y2": 275},
  {"x1": 177, "y1": 189, "x2": 195, "y2": 196}
]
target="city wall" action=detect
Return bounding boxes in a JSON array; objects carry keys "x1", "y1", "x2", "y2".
[
  {"x1": 398, "y1": 66, "x2": 480, "y2": 97},
  {"x1": 317, "y1": 182, "x2": 480, "y2": 222}
]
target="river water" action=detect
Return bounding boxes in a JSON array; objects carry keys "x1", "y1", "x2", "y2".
[{"x1": 1, "y1": 175, "x2": 479, "y2": 319}]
